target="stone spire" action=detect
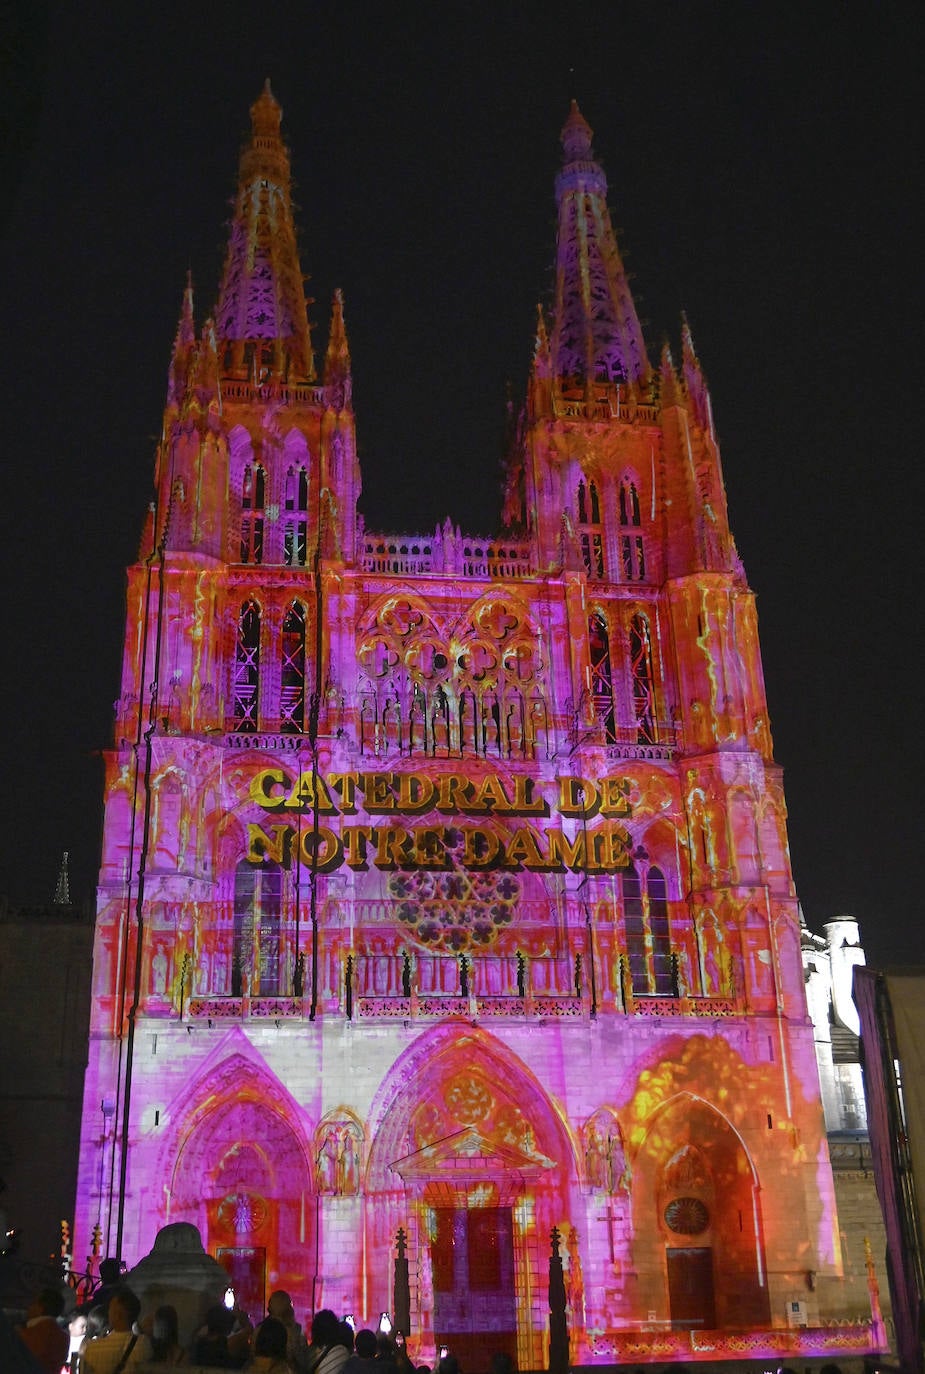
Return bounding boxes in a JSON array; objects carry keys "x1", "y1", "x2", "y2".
[
  {"x1": 214, "y1": 81, "x2": 315, "y2": 382},
  {"x1": 551, "y1": 102, "x2": 651, "y2": 390},
  {"x1": 681, "y1": 313, "x2": 712, "y2": 432},
  {"x1": 323, "y1": 289, "x2": 352, "y2": 397},
  {"x1": 54, "y1": 851, "x2": 70, "y2": 905},
  {"x1": 167, "y1": 274, "x2": 196, "y2": 406}
]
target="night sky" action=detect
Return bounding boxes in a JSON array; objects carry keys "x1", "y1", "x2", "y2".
[{"x1": 1, "y1": 4, "x2": 920, "y2": 966}]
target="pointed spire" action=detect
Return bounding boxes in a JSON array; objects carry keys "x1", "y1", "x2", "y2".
[
  {"x1": 167, "y1": 274, "x2": 196, "y2": 405},
  {"x1": 323, "y1": 289, "x2": 352, "y2": 395},
  {"x1": 532, "y1": 304, "x2": 551, "y2": 379},
  {"x1": 551, "y1": 102, "x2": 651, "y2": 391},
  {"x1": 54, "y1": 851, "x2": 70, "y2": 905},
  {"x1": 214, "y1": 82, "x2": 315, "y2": 381},
  {"x1": 659, "y1": 341, "x2": 681, "y2": 408},
  {"x1": 681, "y1": 313, "x2": 711, "y2": 429},
  {"x1": 182, "y1": 319, "x2": 221, "y2": 420}
]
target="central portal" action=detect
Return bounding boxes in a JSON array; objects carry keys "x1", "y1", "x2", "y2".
[{"x1": 432, "y1": 1206, "x2": 517, "y2": 1371}]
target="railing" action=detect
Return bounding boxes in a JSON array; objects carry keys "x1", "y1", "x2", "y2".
[
  {"x1": 221, "y1": 379, "x2": 326, "y2": 406},
  {"x1": 630, "y1": 994, "x2": 739, "y2": 1018},
  {"x1": 555, "y1": 382, "x2": 660, "y2": 425},
  {"x1": 581, "y1": 1320, "x2": 881, "y2": 1364},
  {"x1": 224, "y1": 732, "x2": 307, "y2": 751},
  {"x1": 603, "y1": 722, "x2": 679, "y2": 762},
  {"x1": 360, "y1": 534, "x2": 533, "y2": 579}
]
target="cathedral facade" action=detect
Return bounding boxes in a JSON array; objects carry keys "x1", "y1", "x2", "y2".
[{"x1": 73, "y1": 88, "x2": 878, "y2": 1368}]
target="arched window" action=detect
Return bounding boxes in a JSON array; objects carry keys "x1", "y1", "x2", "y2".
[
  {"x1": 241, "y1": 464, "x2": 266, "y2": 564},
  {"x1": 280, "y1": 602, "x2": 306, "y2": 733},
  {"x1": 577, "y1": 479, "x2": 604, "y2": 579},
  {"x1": 285, "y1": 465, "x2": 309, "y2": 512},
  {"x1": 233, "y1": 860, "x2": 283, "y2": 996},
  {"x1": 623, "y1": 863, "x2": 674, "y2": 996},
  {"x1": 629, "y1": 613, "x2": 657, "y2": 743},
  {"x1": 619, "y1": 477, "x2": 646, "y2": 581},
  {"x1": 284, "y1": 466, "x2": 309, "y2": 566},
  {"x1": 589, "y1": 613, "x2": 616, "y2": 744},
  {"x1": 233, "y1": 600, "x2": 260, "y2": 731}
]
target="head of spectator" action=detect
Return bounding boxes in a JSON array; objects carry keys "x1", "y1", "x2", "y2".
[
  {"x1": 27, "y1": 1287, "x2": 65, "y2": 1322},
  {"x1": 255, "y1": 1316, "x2": 288, "y2": 1359},
  {"x1": 107, "y1": 1286, "x2": 141, "y2": 1334},
  {"x1": 355, "y1": 1329, "x2": 378, "y2": 1360},
  {"x1": 84, "y1": 1304, "x2": 109, "y2": 1339},
  {"x1": 268, "y1": 1291, "x2": 295, "y2": 1325},
  {"x1": 311, "y1": 1308, "x2": 341, "y2": 1346},
  {"x1": 98, "y1": 1258, "x2": 122, "y2": 1285},
  {"x1": 150, "y1": 1304, "x2": 181, "y2": 1360}
]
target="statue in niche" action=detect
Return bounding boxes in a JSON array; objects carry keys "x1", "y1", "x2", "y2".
[
  {"x1": 151, "y1": 944, "x2": 169, "y2": 997},
  {"x1": 566, "y1": 1227, "x2": 585, "y2": 1327},
  {"x1": 664, "y1": 1144, "x2": 707, "y2": 1192},
  {"x1": 585, "y1": 1121, "x2": 606, "y2": 1189},
  {"x1": 213, "y1": 948, "x2": 229, "y2": 995},
  {"x1": 339, "y1": 1130, "x2": 360, "y2": 1195},
  {"x1": 318, "y1": 1129, "x2": 339, "y2": 1193},
  {"x1": 195, "y1": 949, "x2": 211, "y2": 994}
]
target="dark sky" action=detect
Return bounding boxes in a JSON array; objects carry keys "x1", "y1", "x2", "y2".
[{"x1": 0, "y1": 3, "x2": 920, "y2": 966}]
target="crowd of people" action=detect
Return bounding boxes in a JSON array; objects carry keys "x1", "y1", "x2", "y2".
[{"x1": 9, "y1": 1275, "x2": 506, "y2": 1374}]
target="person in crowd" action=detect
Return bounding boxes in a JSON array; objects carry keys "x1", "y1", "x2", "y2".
[
  {"x1": 191, "y1": 1303, "x2": 252, "y2": 1368},
  {"x1": 66, "y1": 1310, "x2": 88, "y2": 1370},
  {"x1": 305, "y1": 1309, "x2": 348, "y2": 1374},
  {"x1": 488, "y1": 1355, "x2": 514, "y2": 1374},
  {"x1": 80, "y1": 1287, "x2": 151, "y2": 1373},
  {"x1": 389, "y1": 1331, "x2": 414, "y2": 1374},
  {"x1": 244, "y1": 1316, "x2": 293, "y2": 1373},
  {"x1": 373, "y1": 1331, "x2": 396, "y2": 1374},
  {"x1": 145, "y1": 1304, "x2": 187, "y2": 1365},
  {"x1": 259, "y1": 1292, "x2": 308, "y2": 1372},
  {"x1": 16, "y1": 1286, "x2": 69, "y2": 1374},
  {"x1": 342, "y1": 1329, "x2": 380, "y2": 1374},
  {"x1": 83, "y1": 1260, "x2": 123, "y2": 1317},
  {"x1": 75, "y1": 1304, "x2": 109, "y2": 1372}
]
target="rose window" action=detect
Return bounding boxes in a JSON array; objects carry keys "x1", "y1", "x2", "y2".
[
  {"x1": 664, "y1": 1197, "x2": 710, "y2": 1235},
  {"x1": 387, "y1": 831, "x2": 520, "y2": 954}
]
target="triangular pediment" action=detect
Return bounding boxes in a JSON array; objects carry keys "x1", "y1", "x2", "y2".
[{"x1": 391, "y1": 1125, "x2": 553, "y2": 1182}]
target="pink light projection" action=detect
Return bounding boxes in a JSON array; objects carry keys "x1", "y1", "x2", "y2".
[{"x1": 72, "y1": 87, "x2": 882, "y2": 1370}]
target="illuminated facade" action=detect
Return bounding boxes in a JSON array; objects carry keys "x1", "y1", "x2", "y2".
[{"x1": 74, "y1": 89, "x2": 879, "y2": 1367}]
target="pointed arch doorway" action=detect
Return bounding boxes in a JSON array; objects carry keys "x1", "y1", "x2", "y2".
[{"x1": 393, "y1": 1128, "x2": 543, "y2": 1373}]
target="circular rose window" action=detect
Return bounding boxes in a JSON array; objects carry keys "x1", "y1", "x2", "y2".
[{"x1": 664, "y1": 1197, "x2": 709, "y2": 1235}]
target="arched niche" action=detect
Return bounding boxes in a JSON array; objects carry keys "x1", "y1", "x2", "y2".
[
  {"x1": 629, "y1": 1091, "x2": 770, "y2": 1331},
  {"x1": 165, "y1": 1051, "x2": 314, "y2": 1310}
]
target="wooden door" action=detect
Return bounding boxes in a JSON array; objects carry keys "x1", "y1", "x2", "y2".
[
  {"x1": 433, "y1": 1206, "x2": 517, "y2": 1372},
  {"x1": 666, "y1": 1246, "x2": 715, "y2": 1330}
]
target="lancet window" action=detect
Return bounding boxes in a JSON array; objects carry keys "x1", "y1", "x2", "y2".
[
  {"x1": 629, "y1": 613, "x2": 657, "y2": 743},
  {"x1": 589, "y1": 614, "x2": 617, "y2": 744},
  {"x1": 233, "y1": 600, "x2": 261, "y2": 732},
  {"x1": 280, "y1": 602, "x2": 307, "y2": 733},
  {"x1": 623, "y1": 862, "x2": 673, "y2": 995},
  {"x1": 284, "y1": 520, "x2": 308, "y2": 567},
  {"x1": 577, "y1": 478, "x2": 605, "y2": 579},
  {"x1": 619, "y1": 477, "x2": 646, "y2": 581},
  {"x1": 232, "y1": 860, "x2": 283, "y2": 996},
  {"x1": 285, "y1": 465, "x2": 309, "y2": 512},
  {"x1": 284, "y1": 465, "x2": 309, "y2": 567},
  {"x1": 240, "y1": 464, "x2": 266, "y2": 564}
]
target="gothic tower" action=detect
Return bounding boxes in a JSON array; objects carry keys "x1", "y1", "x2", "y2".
[{"x1": 74, "y1": 92, "x2": 878, "y2": 1369}]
